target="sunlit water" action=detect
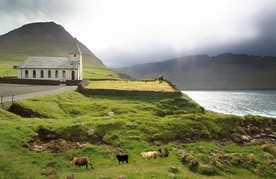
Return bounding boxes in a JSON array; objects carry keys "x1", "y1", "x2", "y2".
[{"x1": 182, "y1": 90, "x2": 276, "y2": 117}]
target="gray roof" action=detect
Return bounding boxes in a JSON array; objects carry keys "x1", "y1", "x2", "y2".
[
  {"x1": 18, "y1": 56, "x2": 79, "y2": 69},
  {"x1": 70, "y1": 40, "x2": 82, "y2": 55}
]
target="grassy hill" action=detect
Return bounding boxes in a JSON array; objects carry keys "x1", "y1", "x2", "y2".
[
  {"x1": 117, "y1": 53, "x2": 276, "y2": 90},
  {"x1": 0, "y1": 89, "x2": 275, "y2": 178},
  {"x1": 0, "y1": 22, "x2": 122, "y2": 79}
]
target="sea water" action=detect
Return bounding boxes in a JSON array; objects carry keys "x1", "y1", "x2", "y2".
[{"x1": 182, "y1": 90, "x2": 276, "y2": 117}]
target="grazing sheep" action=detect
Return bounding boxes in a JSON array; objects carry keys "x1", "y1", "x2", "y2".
[
  {"x1": 141, "y1": 151, "x2": 159, "y2": 160},
  {"x1": 70, "y1": 157, "x2": 93, "y2": 169},
  {"x1": 116, "y1": 154, "x2": 129, "y2": 164},
  {"x1": 158, "y1": 148, "x2": 169, "y2": 158}
]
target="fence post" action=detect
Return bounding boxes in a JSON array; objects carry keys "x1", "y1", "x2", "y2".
[
  {"x1": 12, "y1": 94, "x2": 14, "y2": 102},
  {"x1": 1, "y1": 96, "x2": 3, "y2": 104}
]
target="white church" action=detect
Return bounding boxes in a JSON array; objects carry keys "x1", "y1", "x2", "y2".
[{"x1": 17, "y1": 40, "x2": 83, "y2": 81}]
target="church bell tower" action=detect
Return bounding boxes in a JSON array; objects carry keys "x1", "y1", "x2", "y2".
[{"x1": 70, "y1": 38, "x2": 82, "y2": 80}]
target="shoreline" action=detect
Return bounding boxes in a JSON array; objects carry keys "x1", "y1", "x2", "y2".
[
  {"x1": 182, "y1": 91, "x2": 276, "y2": 118},
  {"x1": 205, "y1": 109, "x2": 276, "y2": 118},
  {"x1": 182, "y1": 89, "x2": 276, "y2": 91}
]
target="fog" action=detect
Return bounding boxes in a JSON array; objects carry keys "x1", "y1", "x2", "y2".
[{"x1": 1, "y1": 0, "x2": 276, "y2": 67}]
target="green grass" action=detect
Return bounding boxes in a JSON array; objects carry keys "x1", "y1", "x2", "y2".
[
  {"x1": 0, "y1": 60, "x2": 21, "y2": 76},
  {"x1": 0, "y1": 91, "x2": 275, "y2": 178},
  {"x1": 86, "y1": 80, "x2": 175, "y2": 92},
  {"x1": 83, "y1": 67, "x2": 120, "y2": 79}
]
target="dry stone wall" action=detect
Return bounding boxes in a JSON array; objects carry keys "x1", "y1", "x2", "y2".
[
  {"x1": 78, "y1": 80, "x2": 182, "y2": 98},
  {"x1": 0, "y1": 77, "x2": 60, "y2": 85},
  {"x1": 0, "y1": 77, "x2": 81, "y2": 86}
]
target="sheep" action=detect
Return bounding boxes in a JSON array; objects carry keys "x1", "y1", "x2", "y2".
[
  {"x1": 141, "y1": 151, "x2": 159, "y2": 160},
  {"x1": 116, "y1": 154, "x2": 129, "y2": 164},
  {"x1": 158, "y1": 148, "x2": 169, "y2": 158},
  {"x1": 70, "y1": 156, "x2": 93, "y2": 169}
]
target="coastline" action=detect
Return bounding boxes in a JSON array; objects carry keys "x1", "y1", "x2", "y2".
[{"x1": 182, "y1": 90, "x2": 276, "y2": 118}]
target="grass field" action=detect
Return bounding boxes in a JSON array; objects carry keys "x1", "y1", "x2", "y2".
[
  {"x1": 0, "y1": 60, "x2": 21, "y2": 76},
  {"x1": 86, "y1": 80, "x2": 175, "y2": 92},
  {"x1": 0, "y1": 90, "x2": 275, "y2": 179}
]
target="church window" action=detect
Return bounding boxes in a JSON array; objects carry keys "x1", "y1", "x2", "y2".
[
  {"x1": 33, "y1": 70, "x2": 36, "y2": 78},
  {"x1": 40, "y1": 70, "x2": 44, "y2": 78},
  {"x1": 25, "y1": 70, "x2": 28, "y2": 78},
  {"x1": 74, "y1": 54, "x2": 76, "y2": 57},
  {"x1": 55, "y1": 70, "x2": 58, "y2": 78},
  {"x1": 48, "y1": 70, "x2": 51, "y2": 78},
  {"x1": 62, "y1": 70, "x2": 66, "y2": 78}
]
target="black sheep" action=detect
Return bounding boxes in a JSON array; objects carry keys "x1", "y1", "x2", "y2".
[{"x1": 116, "y1": 154, "x2": 129, "y2": 164}]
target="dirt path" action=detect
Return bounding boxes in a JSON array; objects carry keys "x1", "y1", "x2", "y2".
[{"x1": 0, "y1": 83, "x2": 77, "y2": 102}]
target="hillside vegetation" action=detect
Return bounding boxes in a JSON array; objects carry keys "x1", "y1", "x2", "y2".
[
  {"x1": 0, "y1": 22, "x2": 122, "y2": 79},
  {"x1": 0, "y1": 90, "x2": 275, "y2": 178},
  {"x1": 117, "y1": 53, "x2": 276, "y2": 90}
]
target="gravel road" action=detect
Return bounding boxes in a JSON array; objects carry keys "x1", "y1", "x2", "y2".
[{"x1": 0, "y1": 83, "x2": 77, "y2": 102}]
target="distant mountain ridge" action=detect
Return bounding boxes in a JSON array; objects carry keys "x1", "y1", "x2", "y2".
[
  {"x1": 0, "y1": 22, "x2": 105, "y2": 68},
  {"x1": 117, "y1": 53, "x2": 276, "y2": 90}
]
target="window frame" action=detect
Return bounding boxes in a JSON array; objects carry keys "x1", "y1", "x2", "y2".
[{"x1": 48, "y1": 70, "x2": 51, "y2": 78}]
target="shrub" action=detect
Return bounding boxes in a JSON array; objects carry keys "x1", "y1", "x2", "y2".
[
  {"x1": 262, "y1": 144, "x2": 276, "y2": 156},
  {"x1": 198, "y1": 164, "x2": 218, "y2": 175}
]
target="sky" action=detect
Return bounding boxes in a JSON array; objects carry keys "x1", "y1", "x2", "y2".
[{"x1": 0, "y1": 0, "x2": 276, "y2": 67}]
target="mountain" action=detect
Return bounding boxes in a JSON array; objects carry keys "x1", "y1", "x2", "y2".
[
  {"x1": 0, "y1": 22, "x2": 105, "y2": 68},
  {"x1": 117, "y1": 53, "x2": 276, "y2": 90}
]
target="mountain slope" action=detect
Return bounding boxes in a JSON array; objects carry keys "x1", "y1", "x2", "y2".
[
  {"x1": 0, "y1": 22, "x2": 114, "y2": 77},
  {"x1": 117, "y1": 53, "x2": 276, "y2": 90}
]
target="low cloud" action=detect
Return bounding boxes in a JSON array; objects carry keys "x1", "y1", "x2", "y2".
[{"x1": 1, "y1": 0, "x2": 276, "y2": 67}]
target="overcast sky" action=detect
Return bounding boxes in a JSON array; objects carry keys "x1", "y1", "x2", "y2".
[{"x1": 0, "y1": 0, "x2": 276, "y2": 67}]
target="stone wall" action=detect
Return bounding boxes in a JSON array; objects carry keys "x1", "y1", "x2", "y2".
[
  {"x1": 77, "y1": 80, "x2": 91, "y2": 92},
  {"x1": 65, "y1": 80, "x2": 82, "y2": 86},
  {"x1": 0, "y1": 77, "x2": 60, "y2": 85},
  {"x1": 78, "y1": 80, "x2": 182, "y2": 98},
  {"x1": 0, "y1": 77, "x2": 82, "y2": 86},
  {"x1": 163, "y1": 78, "x2": 179, "y2": 91}
]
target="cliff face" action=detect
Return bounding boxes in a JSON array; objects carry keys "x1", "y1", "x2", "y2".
[
  {"x1": 117, "y1": 53, "x2": 276, "y2": 90},
  {"x1": 0, "y1": 22, "x2": 105, "y2": 68}
]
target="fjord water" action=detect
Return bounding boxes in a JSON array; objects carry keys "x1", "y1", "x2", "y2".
[{"x1": 183, "y1": 90, "x2": 276, "y2": 117}]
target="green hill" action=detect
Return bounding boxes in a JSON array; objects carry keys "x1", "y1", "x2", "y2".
[
  {"x1": 0, "y1": 90, "x2": 275, "y2": 178},
  {"x1": 0, "y1": 22, "x2": 122, "y2": 79},
  {"x1": 117, "y1": 53, "x2": 276, "y2": 90}
]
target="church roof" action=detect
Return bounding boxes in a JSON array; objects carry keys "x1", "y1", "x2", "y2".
[
  {"x1": 18, "y1": 57, "x2": 79, "y2": 69},
  {"x1": 70, "y1": 40, "x2": 82, "y2": 55}
]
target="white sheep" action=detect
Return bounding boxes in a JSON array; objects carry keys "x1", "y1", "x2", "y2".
[{"x1": 141, "y1": 151, "x2": 159, "y2": 160}]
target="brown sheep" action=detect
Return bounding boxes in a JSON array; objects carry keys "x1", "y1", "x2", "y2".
[
  {"x1": 158, "y1": 148, "x2": 169, "y2": 158},
  {"x1": 70, "y1": 157, "x2": 93, "y2": 169}
]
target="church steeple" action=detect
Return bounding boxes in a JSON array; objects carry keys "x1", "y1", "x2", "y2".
[
  {"x1": 70, "y1": 38, "x2": 82, "y2": 56},
  {"x1": 69, "y1": 38, "x2": 83, "y2": 80}
]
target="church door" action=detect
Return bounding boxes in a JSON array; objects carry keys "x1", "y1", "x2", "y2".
[{"x1": 71, "y1": 71, "x2": 75, "y2": 80}]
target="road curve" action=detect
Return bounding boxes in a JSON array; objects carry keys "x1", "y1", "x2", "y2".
[{"x1": 1, "y1": 84, "x2": 77, "y2": 102}]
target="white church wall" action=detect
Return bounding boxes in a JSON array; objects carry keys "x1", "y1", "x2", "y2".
[
  {"x1": 70, "y1": 54, "x2": 82, "y2": 80},
  {"x1": 17, "y1": 69, "x2": 22, "y2": 79},
  {"x1": 17, "y1": 69, "x2": 79, "y2": 81}
]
